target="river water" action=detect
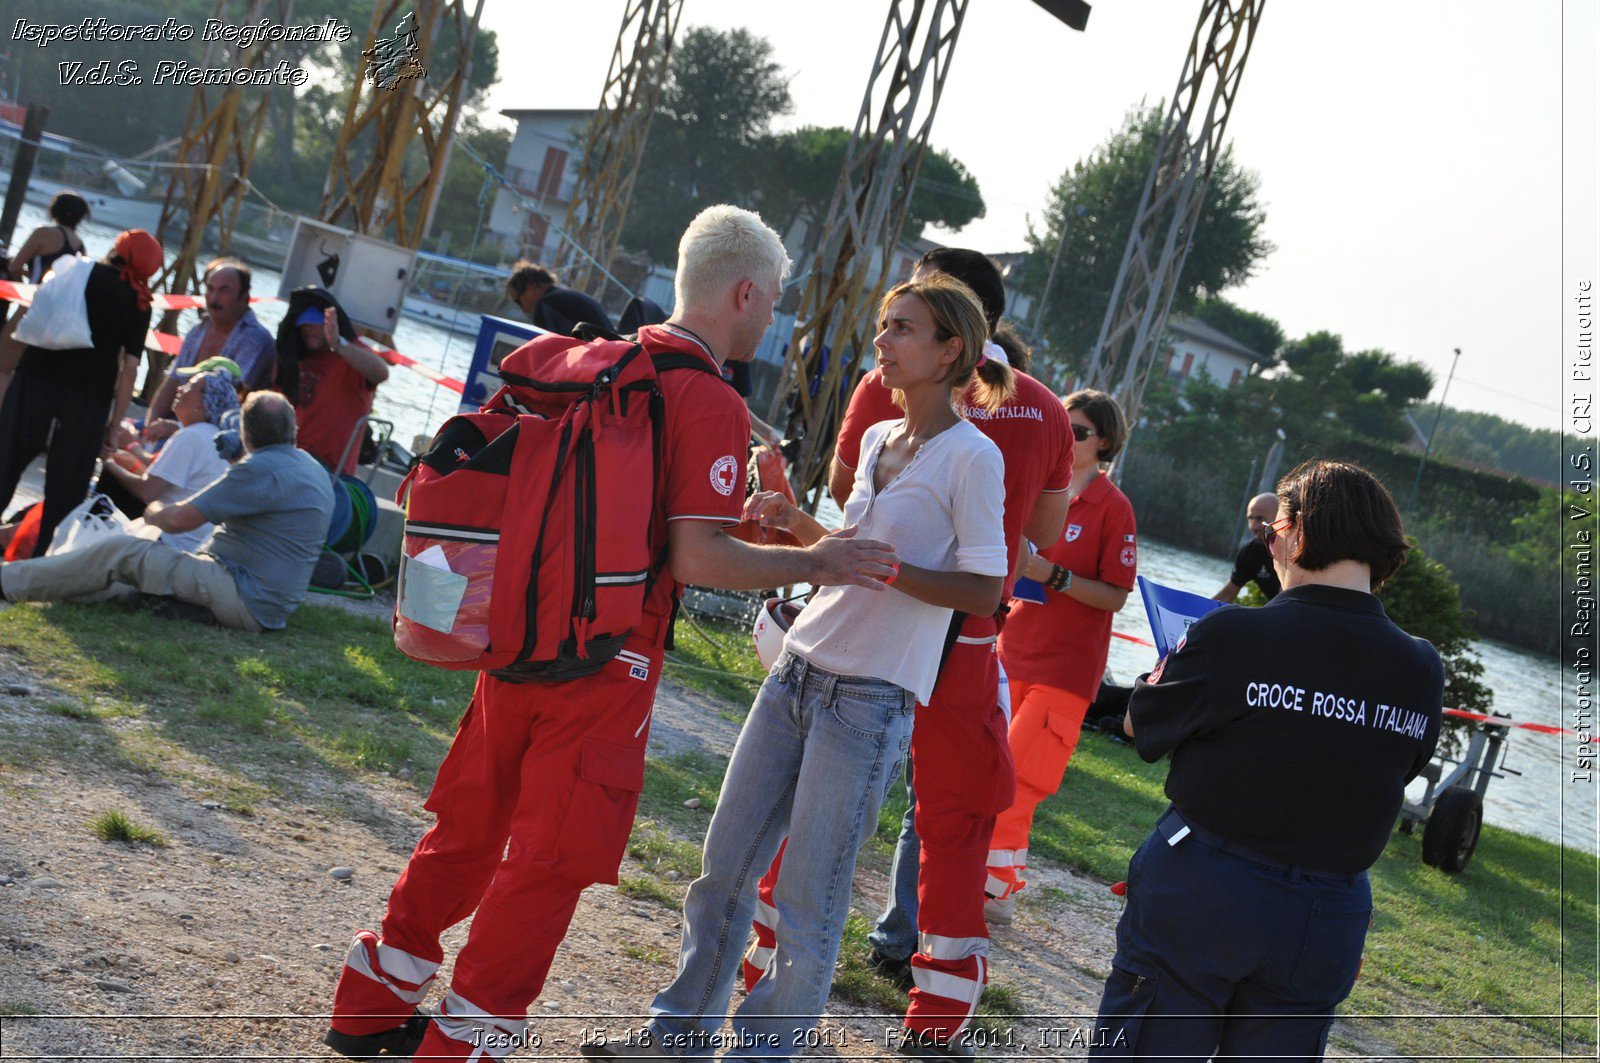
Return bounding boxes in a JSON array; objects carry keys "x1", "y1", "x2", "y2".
[{"x1": 15, "y1": 209, "x2": 1587, "y2": 851}]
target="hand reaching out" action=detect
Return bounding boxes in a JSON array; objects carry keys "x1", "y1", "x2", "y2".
[{"x1": 807, "y1": 524, "x2": 899, "y2": 591}]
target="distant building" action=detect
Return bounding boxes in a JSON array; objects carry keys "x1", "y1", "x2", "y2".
[
  {"x1": 1163, "y1": 314, "x2": 1269, "y2": 388},
  {"x1": 990, "y1": 251, "x2": 1036, "y2": 327},
  {"x1": 490, "y1": 108, "x2": 592, "y2": 265}
]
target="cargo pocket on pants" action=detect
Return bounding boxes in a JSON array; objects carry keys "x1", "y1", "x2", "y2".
[
  {"x1": 553, "y1": 735, "x2": 646, "y2": 887},
  {"x1": 1091, "y1": 965, "x2": 1158, "y2": 1057},
  {"x1": 1014, "y1": 705, "x2": 1076, "y2": 797},
  {"x1": 422, "y1": 700, "x2": 482, "y2": 820}
]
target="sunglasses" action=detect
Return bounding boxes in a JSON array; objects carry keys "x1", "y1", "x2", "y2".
[
  {"x1": 1071, "y1": 424, "x2": 1099, "y2": 443},
  {"x1": 1263, "y1": 516, "x2": 1293, "y2": 547}
]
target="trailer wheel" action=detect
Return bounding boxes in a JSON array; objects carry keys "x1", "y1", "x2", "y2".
[{"x1": 1421, "y1": 786, "x2": 1483, "y2": 873}]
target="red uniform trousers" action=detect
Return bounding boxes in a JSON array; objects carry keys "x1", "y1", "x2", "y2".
[
  {"x1": 985, "y1": 680, "x2": 1091, "y2": 900},
  {"x1": 330, "y1": 636, "x2": 662, "y2": 1060},
  {"x1": 743, "y1": 621, "x2": 1016, "y2": 1040}
]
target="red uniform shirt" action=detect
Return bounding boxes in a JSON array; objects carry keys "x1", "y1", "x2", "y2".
[
  {"x1": 294, "y1": 350, "x2": 376, "y2": 475},
  {"x1": 834, "y1": 367, "x2": 1073, "y2": 601},
  {"x1": 635, "y1": 324, "x2": 751, "y2": 638},
  {"x1": 998, "y1": 473, "x2": 1138, "y2": 699}
]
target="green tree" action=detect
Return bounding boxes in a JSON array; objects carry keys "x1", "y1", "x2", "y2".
[
  {"x1": 1507, "y1": 487, "x2": 1564, "y2": 572},
  {"x1": 1427, "y1": 406, "x2": 1573, "y2": 485},
  {"x1": 619, "y1": 26, "x2": 793, "y2": 261},
  {"x1": 1377, "y1": 538, "x2": 1493, "y2": 755},
  {"x1": 1267, "y1": 332, "x2": 1434, "y2": 444},
  {"x1": 756, "y1": 125, "x2": 985, "y2": 244},
  {"x1": 1023, "y1": 104, "x2": 1273, "y2": 373},
  {"x1": 1190, "y1": 296, "x2": 1284, "y2": 362}
]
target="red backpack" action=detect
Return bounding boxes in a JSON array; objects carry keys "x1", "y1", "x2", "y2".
[{"x1": 393, "y1": 329, "x2": 720, "y2": 682}]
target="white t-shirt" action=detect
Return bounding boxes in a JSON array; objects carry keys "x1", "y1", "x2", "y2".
[
  {"x1": 145, "y1": 422, "x2": 228, "y2": 551},
  {"x1": 784, "y1": 417, "x2": 1007, "y2": 703}
]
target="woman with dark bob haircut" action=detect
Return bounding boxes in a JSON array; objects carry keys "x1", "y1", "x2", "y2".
[{"x1": 1089, "y1": 459, "x2": 1444, "y2": 1061}]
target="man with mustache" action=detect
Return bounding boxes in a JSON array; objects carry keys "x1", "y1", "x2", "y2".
[{"x1": 147, "y1": 257, "x2": 276, "y2": 424}]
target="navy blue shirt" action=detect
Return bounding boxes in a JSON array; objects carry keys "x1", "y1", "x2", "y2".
[
  {"x1": 1130, "y1": 584, "x2": 1443, "y2": 874},
  {"x1": 532, "y1": 286, "x2": 613, "y2": 337}
]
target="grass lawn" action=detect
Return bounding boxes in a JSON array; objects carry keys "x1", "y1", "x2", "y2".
[
  {"x1": 0, "y1": 600, "x2": 477, "y2": 813},
  {"x1": 1, "y1": 598, "x2": 1592, "y2": 1059}
]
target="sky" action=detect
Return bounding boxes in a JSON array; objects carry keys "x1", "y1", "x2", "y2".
[{"x1": 480, "y1": 1, "x2": 1597, "y2": 433}]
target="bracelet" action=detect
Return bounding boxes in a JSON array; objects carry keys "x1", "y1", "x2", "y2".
[
  {"x1": 882, "y1": 562, "x2": 901, "y2": 586},
  {"x1": 1047, "y1": 565, "x2": 1072, "y2": 593}
]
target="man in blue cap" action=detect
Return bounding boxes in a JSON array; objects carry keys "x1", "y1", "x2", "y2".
[{"x1": 274, "y1": 288, "x2": 390, "y2": 475}]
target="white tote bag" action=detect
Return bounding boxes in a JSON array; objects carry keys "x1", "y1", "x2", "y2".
[
  {"x1": 11, "y1": 254, "x2": 94, "y2": 350},
  {"x1": 45, "y1": 493, "x2": 131, "y2": 557}
]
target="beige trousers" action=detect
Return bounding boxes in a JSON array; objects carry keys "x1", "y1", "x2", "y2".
[{"x1": 2, "y1": 535, "x2": 263, "y2": 631}]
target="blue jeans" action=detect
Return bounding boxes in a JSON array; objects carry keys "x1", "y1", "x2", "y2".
[
  {"x1": 649, "y1": 652, "x2": 915, "y2": 1061},
  {"x1": 867, "y1": 763, "x2": 919, "y2": 961}
]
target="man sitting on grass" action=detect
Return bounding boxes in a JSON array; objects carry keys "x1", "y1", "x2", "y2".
[{"x1": 0, "y1": 392, "x2": 334, "y2": 631}]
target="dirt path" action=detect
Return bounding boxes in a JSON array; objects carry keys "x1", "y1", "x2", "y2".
[{"x1": 0, "y1": 652, "x2": 1404, "y2": 1061}]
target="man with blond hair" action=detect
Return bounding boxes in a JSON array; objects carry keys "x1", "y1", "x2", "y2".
[{"x1": 325, "y1": 205, "x2": 901, "y2": 1062}]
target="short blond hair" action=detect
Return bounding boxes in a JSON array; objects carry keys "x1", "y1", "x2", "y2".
[{"x1": 674, "y1": 205, "x2": 790, "y2": 312}]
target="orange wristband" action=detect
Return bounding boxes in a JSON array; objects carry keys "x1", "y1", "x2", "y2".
[{"x1": 881, "y1": 562, "x2": 900, "y2": 585}]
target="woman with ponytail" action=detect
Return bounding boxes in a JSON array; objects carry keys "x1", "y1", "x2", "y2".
[
  {"x1": 0, "y1": 228, "x2": 161, "y2": 555},
  {"x1": 590, "y1": 274, "x2": 1011, "y2": 1063}
]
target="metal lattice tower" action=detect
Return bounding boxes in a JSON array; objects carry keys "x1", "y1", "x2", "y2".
[
  {"x1": 561, "y1": 0, "x2": 684, "y2": 296},
  {"x1": 1081, "y1": 0, "x2": 1264, "y2": 439},
  {"x1": 320, "y1": 0, "x2": 485, "y2": 250},
  {"x1": 152, "y1": 0, "x2": 290, "y2": 298},
  {"x1": 768, "y1": 0, "x2": 970, "y2": 498}
]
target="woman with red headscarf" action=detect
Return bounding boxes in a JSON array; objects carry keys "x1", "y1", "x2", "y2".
[{"x1": 0, "y1": 229, "x2": 162, "y2": 555}]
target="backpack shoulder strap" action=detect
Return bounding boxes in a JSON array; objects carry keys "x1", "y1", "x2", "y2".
[
  {"x1": 650, "y1": 351, "x2": 725, "y2": 379},
  {"x1": 574, "y1": 320, "x2": 624, "y2": 343}
]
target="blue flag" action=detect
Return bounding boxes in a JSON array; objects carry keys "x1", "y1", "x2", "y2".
[{"x1": 1137, "y1": 576, "x2": 1225, "y2": 658}]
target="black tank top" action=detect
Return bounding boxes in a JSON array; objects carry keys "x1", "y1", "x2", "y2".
[{"x1": 27, "y1": 226, "x2": 84, "y2": 283}]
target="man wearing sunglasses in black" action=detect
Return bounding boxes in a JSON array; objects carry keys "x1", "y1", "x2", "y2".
[{"x1": 1211, "y1": 492, "x2": 1282, "y2": 603}]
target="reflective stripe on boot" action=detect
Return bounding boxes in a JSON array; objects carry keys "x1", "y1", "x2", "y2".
[
  {"x1": 906, "y1": 936, "x2": 988, "y2": 1041},
  {"x1": 330, "y1": 931, "x2": 439, "y2": 1035},
  {"x1": 742, "y1": 895, "x2": 780, "y2": 991},
  {"x1": 985, "y1": 847, "x2": 1028, "y2": 900},
  {"x1": 425, "y1": 990, "x2": 529, "y2": 1060}
]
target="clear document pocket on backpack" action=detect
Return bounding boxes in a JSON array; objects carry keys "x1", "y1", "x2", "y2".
[
  {"x1": 394, "y1": 529, "x2": 499, "y2": 663},
  {"x1": 399, "y1": 546, "x2": 470, "y2": 632}
]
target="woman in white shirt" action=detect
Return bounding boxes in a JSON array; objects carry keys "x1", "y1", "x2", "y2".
[
  {"x1": 614, "y1": 274, "x2": 1015, "y2": 1063},
  {"x1": 99, "y1": 369, "x2": 235, "y2": 551}
]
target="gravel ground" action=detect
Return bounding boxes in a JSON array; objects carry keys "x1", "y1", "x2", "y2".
[{"x1": 0, "y1": 606, "x2": 1406, "y2": 1061}]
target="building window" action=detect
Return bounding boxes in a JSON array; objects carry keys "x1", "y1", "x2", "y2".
[
  {"x1": 1180, "y1": 352, "x2": 1195, "y2": 376},
  {"x1": 1229, "y1": 367, "x2": 1243, "y2": 387},
  {"x1": 536, "y1": 147, "x2": 569, "y2": 200}
]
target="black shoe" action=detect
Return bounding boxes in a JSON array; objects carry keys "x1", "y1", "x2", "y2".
[
  {"x1": 322, "y1": 1009, "x2": 430, "y2": 1060},
  {"x1": 867, "y1": 946, "x2": 914, "y2": 989},
  {"x1": 895, "y1": 1028, "x2": 976, "y2": 1061}
]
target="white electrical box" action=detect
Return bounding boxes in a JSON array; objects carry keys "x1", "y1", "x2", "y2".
[{"x1": 279, "y1": 218, "x2": 417, "y2": 333}]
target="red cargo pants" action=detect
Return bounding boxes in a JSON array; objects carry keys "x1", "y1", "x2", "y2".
[{"x1": 329, "y1": 637, "x2": 661, "y2": 1059}]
